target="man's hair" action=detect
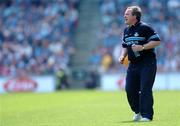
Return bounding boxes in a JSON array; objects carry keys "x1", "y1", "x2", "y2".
[{"x1": 127, "y1": 6, "x2": 142, "y2": 22}]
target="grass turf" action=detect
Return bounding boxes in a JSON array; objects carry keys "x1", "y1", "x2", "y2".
[{"x1": 0, "y1": 90, "x2": 180, "y2": 126}]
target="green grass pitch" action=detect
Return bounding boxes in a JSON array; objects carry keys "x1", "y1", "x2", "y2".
[{"x1": 0, "y1": 90, "x2": 180, "y2": 126}]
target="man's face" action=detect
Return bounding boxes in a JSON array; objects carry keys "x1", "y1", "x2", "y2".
[{"x1": 124, "y1": 9, "x2": 136, "y2": 25}]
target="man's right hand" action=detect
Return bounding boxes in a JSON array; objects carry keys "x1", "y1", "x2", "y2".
[{"x1": 118, "y1": 56, "x2": 125, "y2": 64}]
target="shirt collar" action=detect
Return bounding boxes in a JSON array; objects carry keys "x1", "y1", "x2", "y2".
[
  {"x1": 129, "y1": 21, "x2": 141, "y2": 28},
  {"x1": 133, "y1": 21, "x2": 141, "y2": 26}
]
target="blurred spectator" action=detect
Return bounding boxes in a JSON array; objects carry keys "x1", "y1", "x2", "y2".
[
  {"x1": 101, "y1": 52, "x2": 112, "y2": 72},
  {"x1": 55, "y1": 67, "x2": 70, "y2": 90},
  {"x1": 85, "y1": 69, "x2": 99, "y2": 89}
]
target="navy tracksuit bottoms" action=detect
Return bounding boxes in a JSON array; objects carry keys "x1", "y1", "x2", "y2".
[{"x1": 125, "y1": 58, "x2": 157, "y2": 120}]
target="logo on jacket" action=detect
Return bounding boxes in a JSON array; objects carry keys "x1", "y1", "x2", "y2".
[{"x1": 134, "y1": 32, "x2": 139, "y2": 37}]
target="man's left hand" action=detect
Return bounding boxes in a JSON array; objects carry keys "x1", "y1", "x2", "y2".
[{"x1": 131, "y1": 44, "x2": 143, "y2": 52}]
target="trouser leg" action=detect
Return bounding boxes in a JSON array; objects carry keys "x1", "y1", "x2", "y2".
[
  {"x1": 140, "y1": 65, "x2": 156, "y2": 120},
  {"x1": 125, "y1": 67, "x2": 140, "y2": 114}
]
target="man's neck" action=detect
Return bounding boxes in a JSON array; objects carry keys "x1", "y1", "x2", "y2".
[{"x1": 129, "y1": 20, "x2": 139, "y2": 27}]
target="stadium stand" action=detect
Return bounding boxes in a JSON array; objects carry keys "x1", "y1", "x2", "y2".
[
  {"x1": 0, "y1": 0, "x2": 180, "y2": 77},
  {"x1": 0, "y1": 0, "x2": 80, "y2": 76}
]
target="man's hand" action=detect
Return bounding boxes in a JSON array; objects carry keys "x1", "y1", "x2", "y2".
[
  {"x1": 118, "y1": 56, "x2": 125, "y2": 64},
  {"x1": 131, "y1": 44, "x2": 143, "y2": 52},
  {"x1": 119, "y1": 56, "x2": 129, "y2": 68},
  {"x1": 119, "y1": 48, "x2": 128, "y2": 66}
]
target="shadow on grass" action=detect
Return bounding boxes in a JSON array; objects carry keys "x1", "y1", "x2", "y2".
[
  {"x1": 116, "y1": 120, "x2": 137, "y2": 123},
  {"x1": 118, "y1": 120, "x2": 136, "y2": 123},
  {"x1": 119, "y1": 120, "x2": 153, "y2": 123}
]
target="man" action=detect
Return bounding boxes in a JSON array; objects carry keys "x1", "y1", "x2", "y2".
[{"x1": 119, "y1": 6, "x2": 160, "y2": 121}]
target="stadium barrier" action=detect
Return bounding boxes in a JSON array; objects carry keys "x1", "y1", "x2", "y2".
[
  {"x1": 0, "y1": 75, "x2": 55, "y2": 93},
  {"x1": 100, "y1": 73, "x2": 180, "y2": 91},
  {"x1": 0, "y1": 73, "x2": 180, "y2": 93}
]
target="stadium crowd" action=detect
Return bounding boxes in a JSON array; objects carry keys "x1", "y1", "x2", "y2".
[
  {"x1": 0, "y1": 0, "x2": 180, "y2": 77},
  {"x1": 92, "y1": 0, "x2": 180, "y2": 73},
  {"x1": 0, "y1": 0, "x2": 79, "y2": 76}
]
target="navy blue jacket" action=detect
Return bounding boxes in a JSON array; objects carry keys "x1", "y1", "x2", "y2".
[{"x1": 122, "y1": 21, "x2": 160, "y2": 63}]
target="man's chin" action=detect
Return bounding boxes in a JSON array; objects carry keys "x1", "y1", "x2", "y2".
[{"x1": 125, "y1": 21, "x2": 129, "y2": 25}]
